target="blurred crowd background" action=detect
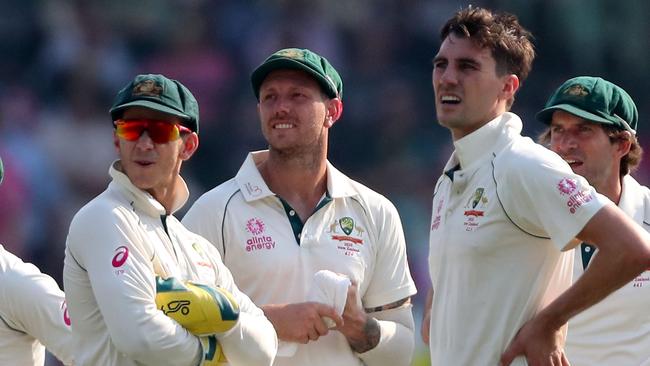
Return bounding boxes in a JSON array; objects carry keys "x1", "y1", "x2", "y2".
[{"x1": 0, "y1": 1, "x2": 648, "y2": 365}]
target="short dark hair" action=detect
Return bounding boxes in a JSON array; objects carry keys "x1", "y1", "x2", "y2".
[
  {"x1": 538, "y1": 126, "x2": 643, "y2": 176},
  {"x1": 440, "y1": 6, "x2": 535, "y2": 108}
]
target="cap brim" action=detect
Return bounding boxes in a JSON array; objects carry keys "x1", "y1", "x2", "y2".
[
  {"x1": 251, "y1": 58, "x2": 336, "y2": 99},
  {"x1": 535, "y1": 104, "x2": 613, "y2": 125},
  {"x1": 109, "y1": 100, "x2": 191, "y2": 121}
]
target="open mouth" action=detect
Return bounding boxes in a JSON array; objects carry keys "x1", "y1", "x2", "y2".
[
  {"x1": 135, "y1": 160, "x2": 155, "y2": 167},
  {"x1": 440, "y1": 95, "x2": 461, "y2": 105},
  {"x1": 273, "y1": 123, "x2": 295, "y2": 129},
  {"x1": 564, "y1": 159, "x2": 583, "y2": 169}
]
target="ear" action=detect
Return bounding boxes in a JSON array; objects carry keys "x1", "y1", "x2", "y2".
[
  {"x1": 324, "y1": 98, "x2": 343, "y2": 128},
  {"x1": 179, "y1": 133, "x2": 199, "y2": 160},
  {"x1": 113, "y1": 131, "x2": 121, "y2": 153},
  {"x1": 499, "y1": 74, "x2": 520, "y2": 101},
  {"x1": 615, "y1": 131, "x2": 633, "y2": 158}
]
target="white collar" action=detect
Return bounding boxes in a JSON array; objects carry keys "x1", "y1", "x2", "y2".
[
  {"x1": 109, "y1": 160, "x2": 189, "y2": 216},
  {"x1": 444, "y1": 112, "x2": 523, "y2": 171},
  {"x1": 234, "y1": 150, "x2": 358, "y2": 202}
]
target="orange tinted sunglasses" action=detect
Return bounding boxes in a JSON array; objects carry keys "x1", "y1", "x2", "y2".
[{"x1": 114, "y1": 119, "x2": 192, "y2": 144}]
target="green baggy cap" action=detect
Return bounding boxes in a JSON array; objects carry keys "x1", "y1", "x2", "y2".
[
  {"x1": 251, "y1": 48, "x2": 343, "y2": 100},
  {"x1": 536, "y1": 76, "x2": 637, "y2": 134},
  {"x1": 109, "y1": 74, "x2": 200, "y2": 133}
]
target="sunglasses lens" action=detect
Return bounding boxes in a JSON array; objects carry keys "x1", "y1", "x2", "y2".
[
  {"x1": 148, "y1": 121, "x2": 179, "y2": 144},
  {"x1": 115, "y1": 120, "x2": 181, "y2": 143},
  {"x1": 116, "y1": 121, "x2": 146, "y2": 141}
]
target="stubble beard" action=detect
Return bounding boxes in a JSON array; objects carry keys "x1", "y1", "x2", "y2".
[{"x1": 269, "y1": 132, "x2": 325, "y2": 171}]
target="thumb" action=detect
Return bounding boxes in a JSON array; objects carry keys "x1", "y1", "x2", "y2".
[{"x1": 499, "y1": 340, "x2": 520, "y2": 366}]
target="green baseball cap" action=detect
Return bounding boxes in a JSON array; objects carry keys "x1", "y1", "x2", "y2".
[
  {"x1": 536, "y1": 76, "x2": 638, "y2": 134},
  {"x1": 251, "y1": 48, "x2": 343, "y2": 100},
  {"x1": 109, "y1": 74, "x2": 200, "y2": 133}
]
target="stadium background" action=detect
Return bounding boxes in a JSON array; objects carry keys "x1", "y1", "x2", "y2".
[{"x1": 0, "y1": 1, "x2": 647, "y2": 365}]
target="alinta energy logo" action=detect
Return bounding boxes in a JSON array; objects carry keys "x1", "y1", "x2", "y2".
[
  {"x1": 245, "y1": 217, "x2": 276, "y2": 252},
  {"x1": 557, "y1": 178, "x2": 577, "y2": 195},
  {"x1": 431, "y1": 198, "x2": 445, "y2": 231},
  {"x1": 557, "y1": 177, "x2": 593, "y2": 214}
]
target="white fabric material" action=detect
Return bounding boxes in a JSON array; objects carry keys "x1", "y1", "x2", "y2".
[
  {"x1": 63, "y1": 161, "x2": 277, "y2": 366},
  {"x1": 357, "y1": 306, "x2": 415, "y2": 366},
  {"x1": 0, "y1": 246, "x2": 74, "y2": 366},
  {"x1": 183, "y1": 150, "x2": 417, "y2": 366},
  {"x1": 308, "y1": 270, "x2": 351, "y2": 327},
  {"x1": 566, "y1": 174, "x2": 650, "y2": 365},
  {"x1": 277, "y1": 270, "x2": 351, "y2": 357},
  {"x1": 428, "y1": 113, "x2": 608, "y2": 366}
]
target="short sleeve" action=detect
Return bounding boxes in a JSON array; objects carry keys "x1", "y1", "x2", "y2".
[
  {"x1": 495, "y1": 142, "x2": 609, "y2": 250},
  {"x1": 362, "y1": 198, "x2": 417, "y2": 308}
]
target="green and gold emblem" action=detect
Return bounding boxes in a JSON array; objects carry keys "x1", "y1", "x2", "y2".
[{"x1": 339, "y1": 217, "x2": 354, "y2": 235}]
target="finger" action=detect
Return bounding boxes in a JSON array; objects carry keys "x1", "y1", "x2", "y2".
[
  {"x1": 561, "y1": 352, "x2": 570, "y2": 366},
  {"x1": 315, "y1": 303, "x2": 344, "y2": 327},
  {"x1": 499, "y1": 343, "x2": 519, "y2": 366},
  {"x1": 308, "y1": 328, "x2": 319, "y2": 341},
  {"x1": 314, "y1": 317, "x2": 331, "y2": 335},
  {"x1": 420, "y1": 317, "x2": 430, "y2": 344}
]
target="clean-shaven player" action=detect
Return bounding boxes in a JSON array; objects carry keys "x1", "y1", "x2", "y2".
[
  {"x1": 538, "y1": 76, "x2": 650, "y2": 365},
  {"x1": 0, "y1": 156, "x2": 74, "y2": 365},
  {"x1": 422, "y1": 6, "x2": 650, "y2": 366},
  {"x1": 63, "y1": 74, "x2": 277, "y2": 366},
  {"x1": 183, "y1": 48, "x2": 417, "y2": 366}
]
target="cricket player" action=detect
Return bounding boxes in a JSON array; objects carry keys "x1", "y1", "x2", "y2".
[
  {"x1": 63, "y1": 74, "x2": 277, "y2": 366},
  {"x1": 422, "y1": 6, "x2": 650, "y2": 366},
  {"x1": 0, "y1": 156, "x2": 74, "y2": 366},
  {"x1": 537, "y1": 76, "x2": 650, "y2": 365},
  {"x1": 183, "y1": 48, "x2": 417, "y2": 366}
]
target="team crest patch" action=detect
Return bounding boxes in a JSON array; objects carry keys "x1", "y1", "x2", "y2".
[
  {"x1": 132, "y1": 79, "x2": 163, "y2": 97},
  {"x1": 557, "y1": 178, "x2": 593, "y2": 214},
  {"x1": 327, "y1": 216, "x2": 365, "y2": 256},
  {"x1": 463, "y1": 187, "x2": 489, "y2": 231},
  {"x1": 244, "y1": 218, "x2": 276, "y2": 252},
  {"x1": 276, "y1": 49, "x2": 304, "y2": 60},
  {"x1": 339, "y1": 217, "x2": 354, "y2": 235},
  {"x1": 565, "y1": 84, "x2": 589, "y2": 97}
]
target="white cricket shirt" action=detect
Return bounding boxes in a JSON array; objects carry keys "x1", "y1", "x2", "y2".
[
  {"x1": 63, "y1": 161, "x2": 277, "y2": 366},
  {"x1": 428, "y1": 113, "x2": 608, "y2": 366},
  {"x1": 183, "y1": 150, "x2": 417, "y2": 366},
  {"x1": 566, "y1": 174, "x2": 650, "y2": 365},
  {"x1": 0, "y1": 245, "x2": 74, "y2": 366}
]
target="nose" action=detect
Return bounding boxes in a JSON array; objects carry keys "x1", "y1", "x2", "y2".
[
  {"x1": 135, "y1": 131, "x2": 155, "y2": 150},
  {"x1": 272, "y1": 96, "x2": 291, "y2": 118},
  {"x1": 437, "y1": 66, "x2": 458, "y2": 86},
  {"x1": 551, "y1": 132, "x2": 577, "y2": 154}
]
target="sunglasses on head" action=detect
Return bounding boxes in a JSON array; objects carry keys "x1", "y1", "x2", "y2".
[{"x1": 114, "y1": 119, "x2": 192, "y2": 144}]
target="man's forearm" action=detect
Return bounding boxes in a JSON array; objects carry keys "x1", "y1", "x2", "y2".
[
  {"x1": 347, "y1": 316, "x2": 381, "y2": 353},
  {"x1": 538, "y1": 245, "x2": 649, "y2": 329},
  {"x1": 356, "y1": 306, "x2": 415, "y2": 366}
]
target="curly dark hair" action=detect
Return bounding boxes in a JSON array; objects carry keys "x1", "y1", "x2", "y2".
[{"x1": 440, "y1": 6, "x2": 535, "y2": 109}]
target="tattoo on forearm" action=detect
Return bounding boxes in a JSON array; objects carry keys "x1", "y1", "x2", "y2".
[
  {"x1": 365, "y1": 297, "x2": 411, "y2": 313},
  {"x1": 349, "y1": 317, "x2": 381, "y2": 353}
]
